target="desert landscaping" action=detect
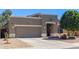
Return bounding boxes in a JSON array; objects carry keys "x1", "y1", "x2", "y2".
[{"x1": 0, "y1": 38, "x2": 32, "y2": 49}]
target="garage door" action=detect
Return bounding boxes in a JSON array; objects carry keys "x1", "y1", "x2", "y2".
[{"x1": 15, "y1": 27, "x2": 41, "y2": 38}]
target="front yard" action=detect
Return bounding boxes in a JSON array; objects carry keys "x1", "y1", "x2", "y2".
[
  {"x1": 0, "y1": 38, "x2": 79, "y2": 49},
  {"x1": 0, "y1": 38, "x2": 32, "y2": 49}
]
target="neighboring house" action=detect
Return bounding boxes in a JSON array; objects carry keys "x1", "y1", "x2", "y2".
[{"x1": 0, "y1": 13, "x2": 60, "y2": 38}]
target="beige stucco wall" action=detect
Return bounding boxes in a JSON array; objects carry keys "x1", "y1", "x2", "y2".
[
  {"x1": 9, "y1": 17, "x2": 42, "y2": 37},
  {"x1": 10, "y1": 17, "x2": 42, "y2": 25},
  {"x1": 8, "y1": 14, "x2": 59, "y2": 38}
]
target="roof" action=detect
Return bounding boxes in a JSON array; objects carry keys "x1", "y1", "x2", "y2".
[
  {"x1": 10, "y1": 13, "x2": 59, "y2": 22},
  {"x1": 28, "y1": 13, "x2": 59, "y2": 21},
  {"x1": 28, "y1": 13, "x2": 57, "y2": 17},
  {"x1": 10, "y1": 16, "x2": 42, "y2": 19}
]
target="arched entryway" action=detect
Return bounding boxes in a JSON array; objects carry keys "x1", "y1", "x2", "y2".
[{"x1": 46, "y1": 22, "x2": 59, "y2": 37}]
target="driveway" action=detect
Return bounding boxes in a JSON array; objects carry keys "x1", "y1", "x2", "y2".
[{"x1": 17, "y1": 38, "x2": 79, "y2": 49}]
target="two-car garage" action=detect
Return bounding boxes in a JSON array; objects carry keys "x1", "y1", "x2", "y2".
[
  {"x1": 14, "y1": 25, "x2": 42, "y2": 38},
  {"x1": 10, "y1": 16, "x2": 42, "y2": 38}
]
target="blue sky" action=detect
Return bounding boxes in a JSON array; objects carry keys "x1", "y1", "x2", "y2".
[{"x1": 0, "y1": 9, "x2": 78, "y2": 19}]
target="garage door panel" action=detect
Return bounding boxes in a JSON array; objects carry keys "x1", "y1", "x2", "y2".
[{"x1": 15, "y1": 27, "x2": 41, "y2": 38}]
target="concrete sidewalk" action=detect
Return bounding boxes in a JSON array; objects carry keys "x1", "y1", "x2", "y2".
[{"x1": 17, "y1": 38, "x2": 79, "y2": 49}]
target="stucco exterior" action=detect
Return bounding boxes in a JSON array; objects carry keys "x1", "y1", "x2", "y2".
[{"x1": 7, "y1": 13, "x2": 59, "y2": 38}]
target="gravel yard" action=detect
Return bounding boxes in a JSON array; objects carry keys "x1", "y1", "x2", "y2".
[{"x1": 0, "y1": 38, "x2": 32, "y2": 49}]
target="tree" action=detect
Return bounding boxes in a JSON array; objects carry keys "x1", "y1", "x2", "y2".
[
  {"x1": 0, "y1": 16, "x2": 3, "y2": 29},
  {"x1": 2, "y1": 9, "x2": 12, "y2": 43},
  {"x1": 60, "y1": 10, "x2": 79, "y2": 36}
]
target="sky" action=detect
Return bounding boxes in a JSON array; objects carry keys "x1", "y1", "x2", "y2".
[{"x1": 0, "y1": 9, "x2": 78, "y2": 19}]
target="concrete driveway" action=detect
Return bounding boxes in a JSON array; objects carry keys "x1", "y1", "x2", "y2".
[{"x1": 17, "y1": 38, "x2": 79, "y2": 49}]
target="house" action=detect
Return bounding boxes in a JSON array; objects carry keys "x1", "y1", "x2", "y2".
[{"x1": 0, "y1": 13, "x2": 60, "y2": 38}]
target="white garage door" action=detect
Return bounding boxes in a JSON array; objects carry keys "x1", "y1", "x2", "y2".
[{"x1": 15, "y1": 27, "x2": 41, "y2": 38}]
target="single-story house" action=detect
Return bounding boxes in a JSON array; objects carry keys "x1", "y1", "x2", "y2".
[{"x1": 0, "y1": 13, "x2": 60, "y2": 38}]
